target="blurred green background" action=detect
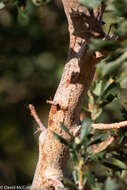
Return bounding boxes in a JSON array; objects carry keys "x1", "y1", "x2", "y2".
[{"x1": 0, "y1": 0, "x2": 68, "y2": 185}]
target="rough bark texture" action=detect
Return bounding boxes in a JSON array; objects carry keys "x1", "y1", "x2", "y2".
[{"x1": 31, "y1": 1, "x2": 105, "y2": 189}]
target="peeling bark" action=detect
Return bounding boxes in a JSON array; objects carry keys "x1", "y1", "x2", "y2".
[{"x1": 31, "y1": 1, "x2": 105, "y2": 189}]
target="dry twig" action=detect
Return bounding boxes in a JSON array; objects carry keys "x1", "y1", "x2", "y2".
[
  {"x1": 72, "y1": 120, "x2": 127, "y2": 137},
  {"x1": 92, "y1": 120, "x2": 127, "y2": 130},
  {"x1": 29, "y1": 104, "x2": 46, "y2": 134}
]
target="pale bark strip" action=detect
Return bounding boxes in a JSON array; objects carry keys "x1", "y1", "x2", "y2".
[
  {"x1": 31, "y1": 1, "x2": 105, "y2": 189},
  {"x1": 72, "y1": 121, "x2": 127, "y2": 137},
  {"x1": 93, "y1": 121, "x2": 127, "y2": 130}
]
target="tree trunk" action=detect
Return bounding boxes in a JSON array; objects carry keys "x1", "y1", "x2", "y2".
[{"x1": 31, "y1": 0, "x2": 105, "y2": 189}]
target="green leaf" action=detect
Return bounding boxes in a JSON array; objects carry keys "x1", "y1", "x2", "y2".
[
  {"x1": 80, "y1": 0, "x2": 102, "y2": 9},
  {"x1": 102, "y1": 94, "x2": 116, "y2": 106},
  {"x1": 91, "y1": 106, "x2": 102, "y2": 121},
  {"x1": 88, "y1": 90, "x2": 95, "y2": 105},
  {"x1": 93, "y1": 81, "x2": 103, "y2": 96},
  {"x1": 101, "y1": 52, "x2": 122, "y2": 65},
  {"x1": 118, "y1": 135, "x2": 125, "y2": 144},
  {"x1": 83, "y1": 170, "x2": 95, "y2": 185},
  {"x1": 90, "y1": 151, "x2": 106, "y2": 161},
  {"x1": 61, "y1": 177, "x2": 77, "y2": 190},
  {"x1": 54, "y1": 133, "x2": 68, "y2": 146},
  {"x1": 101, "y1": 79, "x2": 114, "y2": 96},
  {"x1": 121, "y1": 108, "x2": 127, "y2": 120},
  {"x1": 118, "y1": 151, "x2": 127, "y2": 160},
  {"x1": 92, "y1": 183, "x2": 103, "y2": 190},
  {"x1": 113, "y1": 0, "x2": 127, "y2": 18},
  {"x1": 101, "y1": 63, "x2": 122, "y2": 77},
  {"x1": 61, "y1": 123, "x2": 72, "y2": 137},
  {"x1": 72, "y1": 170, "x2": 78, "y2": 183},
  {"x1": 69, "y1": 149, "x2": 78, "y2": 164},
  {"x1": 101, "y1": 52, "x2": 127, "y2": 77},
  {"x1": 96, "y1": 53, "x2": 121, "y2": 78},
  {"x1": 116, "y1": 21, "x2": 127, "y2": 37},
  {"x1": 0, "y1": 2, "x2": 5, "y2": 9},
  {"x1": 89, "y1": 39, "x2": 120, "y2": 52},
  {"x1": 111, "y1": 157, "x2": 127, "y2": 170},
  {"x1": 118, "y1": 131, "x2": 127, "y2": 144},
  {"x1": 118, "y1": 66, "x2": 127, "y2": 88},
  {"x1": 17, "y1": 7, "x2": 29, "y2": 26},
  {"x1": 87, "y1": 134, "x2": 108, "y2": 147},
  {"x1": 32, "y1": 0, "x2": 51, "y2": 6},
  {"x1": 80, "y1": 118, "x2": 92, "y2": 142},
  {"x1": 103, "y1": 158, "x2": 127, "y2": 170},
  {"x1": 104, "y1": 178, "x2": 118, "y2": 190}
]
